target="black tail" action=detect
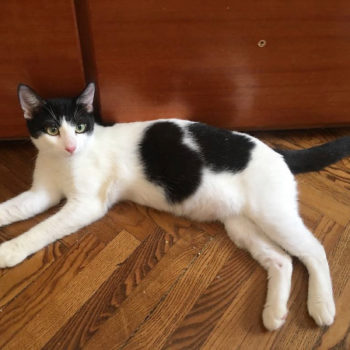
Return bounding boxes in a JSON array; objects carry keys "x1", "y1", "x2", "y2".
[{"x1": 275, "y1": 136, "x2": 350, "y2": 174}]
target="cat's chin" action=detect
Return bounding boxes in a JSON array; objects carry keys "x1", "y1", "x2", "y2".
[{"x1": 63, "y1": 151, "x2": 78, "y2": 158}]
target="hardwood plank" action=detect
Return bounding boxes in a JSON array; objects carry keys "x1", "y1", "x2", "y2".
[
  {"x1": 298, "y1": 180, "x2": 349, "y2": 227},
  {"x1": 316, "y1": 280, "x2": 350, "y2": 350},
  {"x1": 43, "y1": 227, "x2": 176, "y2": 349},
  {"x1": 0, "y1": 240, "x2": 68, "y2": 308},
  {"x1": 313, "y1": 216, "x2": 344, "y2": 249},
  {"x1": 104, "y1": 202, "x2": 161, "y2": 242},
  {"x1": 200, "y1": 269, "x2": 266, "y2": 350},
  {"x1": 164, "y1": 247, "x2": 257, "y2": 349},
  {"x1": 0, "y1": 233, "x2": 107, "y2": 348},
  {"x1": 301, "y1": 172, "x2": 350, "y2": 209},
  {"x1": 231, "y1": 261, "x2": 311, "y2": 350},
  {"x1": 121, "y1": 233, "x2": 234, "y2": 350},
  {"x1": 147, "y1": 208, "x2": 195, "y2": 238},
  {"x1": 328, "y1": 224, "x2": 350, "y2": 298},
  {"x1": 75, "y1": 228, "x2": 209, "y2": 350},
  {"x1": 1, "y1": 230, "x2": 140, "y2": 350},
  {"x1": 299, "y1": 202, "x2": 323, "y2": 232},
  {"x1": 315, "y1": 225, "x2": 350, "y2": 350}
]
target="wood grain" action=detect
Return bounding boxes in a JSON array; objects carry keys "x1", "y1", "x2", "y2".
[
  {"x1": 0, "y1": 127, "x2": 349, "y2": 349},
  {"x1": 0, "y1": 0, "x2": 85, "y2": 138},
  {"x1": 121, "y1": 234, "x2": 234, "y2": 350},
  {"x1": 84, "y1": 0, "x2": 350, "y2": 129},
  {"x1": 3, "y1": 230, "x2": 140, "y2": 350},
  {"x1": 164, "y1": 249, "x2": 257, "y2": 349},
  {"x1": 83, "y1": 231, "x2": 208, "y2": 349}
]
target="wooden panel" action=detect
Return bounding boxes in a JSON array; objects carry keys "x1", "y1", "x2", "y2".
[
  {"x1": 0, "y1": 0, "x2": 85, "y2": 139},
  {"x1": 84, "y1": 0, "x2": 350, "y2": 129}
]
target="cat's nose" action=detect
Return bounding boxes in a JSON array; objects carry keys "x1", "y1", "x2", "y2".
[{"x1": 65, "y1": 145, "x2": 76, "y2": 154}]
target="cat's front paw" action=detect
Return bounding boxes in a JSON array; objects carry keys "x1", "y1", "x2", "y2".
[
  {"x1": 262, "y1": 303, "x2": 288, "y2": 331},
  {"x1": 308, "y1": 297, "x2": 335, "y2": 326},
  {"x1": 0, "y1": 241, "x2": 27, "y2": 268}
]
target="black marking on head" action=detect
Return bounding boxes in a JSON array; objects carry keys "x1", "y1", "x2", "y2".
[
  {"x1": 17, "y1": 83, "x2": 96, "y2": 138},
  {"x1": 140, "y1": 121, "x2": 203, "y2": 203},
  {"x1": 188, "y1": 122, "x2": 255, "y2": 172}
]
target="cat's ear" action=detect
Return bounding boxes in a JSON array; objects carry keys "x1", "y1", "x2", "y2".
[
  {"x1": 17, "y1": 84, "x2": 45, "y2": 120},
  {"x1": 77, "y1": 82, "x2": 95, "y2": 113}
]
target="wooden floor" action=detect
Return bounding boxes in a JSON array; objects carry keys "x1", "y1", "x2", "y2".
[{"x1": 0, "y1": 128, "x2": 349, "y2": 350}]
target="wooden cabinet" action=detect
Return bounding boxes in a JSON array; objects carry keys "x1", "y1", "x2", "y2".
[
  {"x1": 1, "y1": 1, "x2": 350, "y2": 138},
  {"x1": 84, "y1": 0, "x2": 350, "y2": 130},
  {"x1": 0, "y1": 0, "x2": 85, "y2": 138}
]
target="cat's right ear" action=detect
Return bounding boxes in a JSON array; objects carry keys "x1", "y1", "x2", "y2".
[
  {"x1": 77, "y1": 82, "x2": 95, "y2": 113},
  {"x1": 17, "y1": 84, "x2": 45, "y2": 120}
]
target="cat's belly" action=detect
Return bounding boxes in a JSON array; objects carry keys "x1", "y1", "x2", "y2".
[
  {"x1": 173, "y1": 172, "x2": 245, "y2": 221},
  {"x1": 125, "y1": 170, "x2": 246, "y2": 222}
]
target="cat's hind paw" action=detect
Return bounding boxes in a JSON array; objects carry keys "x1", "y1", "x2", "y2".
[
  {"x1": 0, "y1": 241, "x2": 27, "y2": 268},
  {"x1": 262, "y1": 304, "x2": 288, "y2": 331},
  {"x1": 308, "y1": 297, "x2": 335, "y2": 326}
]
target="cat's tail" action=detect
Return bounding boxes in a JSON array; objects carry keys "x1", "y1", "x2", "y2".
[{"x1": 275, "y1": 136, "x2": 350, "y2": 174}]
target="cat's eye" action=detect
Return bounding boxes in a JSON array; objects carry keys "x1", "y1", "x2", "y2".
[
  {"x1": 46, "y1": 126, "x2": 59, "y2": 136},
  {"x1": 75, "y1": 123, "x2": 87, "y2": 134}
]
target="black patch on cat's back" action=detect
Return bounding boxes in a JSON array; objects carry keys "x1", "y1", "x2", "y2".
[
  {"x1": 188, "y1": 122, "x2": 255, "y2": 172},
  {"x1": 139, "y1": 121, "x2": 203, "y2": 203}
]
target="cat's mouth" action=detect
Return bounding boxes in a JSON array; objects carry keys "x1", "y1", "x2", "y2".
[{"x1": 64, "y1": 150, "x2": 76, "y2": 157}]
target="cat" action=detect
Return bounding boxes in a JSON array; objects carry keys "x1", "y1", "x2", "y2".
[{"x1": 0, "y1": 82, "x2": 349, "y2": 331}]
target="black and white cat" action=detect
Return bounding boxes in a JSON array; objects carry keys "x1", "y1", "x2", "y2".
[{"x1": 1, "y1": 83, "x2": 349, "y2": 331}]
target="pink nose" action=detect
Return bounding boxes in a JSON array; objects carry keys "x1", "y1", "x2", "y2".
[{"x1": 65, "y1": 145, "x2": 76, "y2": 154}]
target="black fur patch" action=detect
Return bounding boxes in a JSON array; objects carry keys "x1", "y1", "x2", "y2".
[
  {"x1": 188, "y1": 122, "x2": 255, "y2": 172},
  {"x1": 139, "y1": 121, "x2": 203, "y2": 203},
  {"x1": 27, "y1": 98, "x2": 95, "y2": 138}
]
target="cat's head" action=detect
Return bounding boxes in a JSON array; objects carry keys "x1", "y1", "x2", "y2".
[{"x1": 17, "y1": 83, "x2": 96, "y2": 157}]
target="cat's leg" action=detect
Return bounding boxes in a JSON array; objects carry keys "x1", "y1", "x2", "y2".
[
  {"x1": 250, "y1": 205, "x2": 335, "y2": 327},
  {"x1": 243, "y1": 149, "x2": 335, "y2": 327},
  {"x1": 0, "y1": 187, "x2": 62, "y2": 227},
  {"x1": 224, "y1": 215, "x2": 293, "y2": 330},
  {"x1": 0, "y1": 197, "x2": 106, "y2": 268}
]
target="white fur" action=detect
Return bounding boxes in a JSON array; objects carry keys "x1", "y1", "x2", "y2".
[{"x1": 0, "y1": 118, "x2": 335, "y2": 330}]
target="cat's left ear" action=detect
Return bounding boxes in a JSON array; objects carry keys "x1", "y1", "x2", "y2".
[{"x1": 77, "y1": 82, "x2": 95, "y2": 113}]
